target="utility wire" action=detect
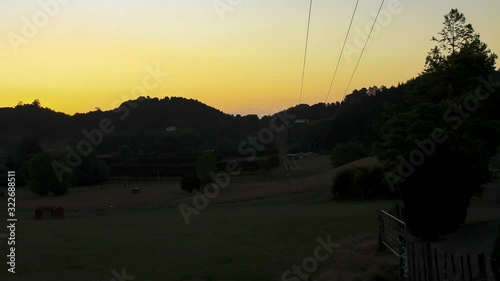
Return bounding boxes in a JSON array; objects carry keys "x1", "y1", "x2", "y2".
[
  {"x1": 315, "y1": 0, "x2": 386, "y2": 152},
  {"x1": 299, "y1": 0, "x2": 313, "y2": 105},
  {"x1": 343, "y1": 0, "x2": 385, "y2": 99},
  {"x1": 324, "y1": 0, "x2": 360, "y2": 103}
]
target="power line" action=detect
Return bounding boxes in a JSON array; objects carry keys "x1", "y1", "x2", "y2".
[
  {"x1": 343, "y1": 0, "x2": 385, "y2": 99},
  {"x1": 299, "y1": 0, "x2": 313, "y2": 105},
  {"x1": 315, "y1": 0, "x2": 386, "y2": 152},
  {"x1": 324, "y1": 0, "x2": 360, "y2": 104}
]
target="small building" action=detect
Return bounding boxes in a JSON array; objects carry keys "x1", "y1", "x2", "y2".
[
  {"x1": 286, "y1": 153, "x2": 304, "y2": 160},
  {"x1": 294, "y1": 119, "x2": 310, "y2": 124},
  {"x1": 35, "y1": 206, "x2": 65, "y2": 220}
]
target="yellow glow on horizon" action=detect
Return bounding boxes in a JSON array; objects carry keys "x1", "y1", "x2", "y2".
[{"x1": 1, "y1": 1, "x2": 499, "y2": 116}]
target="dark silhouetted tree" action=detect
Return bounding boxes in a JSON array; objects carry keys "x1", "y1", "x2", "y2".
[
  {"x1": 72, "y1": 152, "x2": 110, "y2": 186},
  {"x1": 180, "y1": 174, "x2": 201, "y2": 193},
  {"x1": 375, "y1": 9, "x2": 500, "y2": 239},
  {"x1": 17, "y1": 137, "x2": 42, "y2": 160},
  {"x1": 196, "y1": 152, "x2": 217, "y2": 191},
  {"x1": 423, "y1": 9, "x2": 497, "y2": 101},
  {"x1": 28, "y1": 153, "x2": 70, "y2": 196}
]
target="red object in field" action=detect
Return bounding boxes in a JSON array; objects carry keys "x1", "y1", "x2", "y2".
[{"x1": 35, "y1": 206, "x2": 65, "y2": 220}]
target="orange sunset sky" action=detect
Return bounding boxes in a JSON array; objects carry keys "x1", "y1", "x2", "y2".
[{"x1": 1, "y1": 0, "x2": 499, "y2": 116}]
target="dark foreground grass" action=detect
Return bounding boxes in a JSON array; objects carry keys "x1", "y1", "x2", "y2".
[{"x1": 0, "y1": 200, "x2": 394, "y2": 281}]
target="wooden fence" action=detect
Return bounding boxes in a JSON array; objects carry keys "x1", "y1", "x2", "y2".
[
  {"x1": 493, "y1": 257, "x2": 499, "y2": 281},
  {"x1": 378, "y1": 205, "x2": 490, "y2": 281},
  {"x1": 407, "y1": 241, "x2": 488, "y2": 281}
]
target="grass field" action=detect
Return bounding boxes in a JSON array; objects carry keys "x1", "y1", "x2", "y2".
[
  {"x1": 1, "y1": 198, "x2": 395, "y2": 281},
  {"x1": 0, "y1": 156, "x2": 396, "y2": 281},
  {"x1": 9, "y1": 156, "x2": 378, "y2": 211}
]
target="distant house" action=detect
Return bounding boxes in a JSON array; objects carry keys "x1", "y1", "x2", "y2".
[
  {"x1": 35, "y1": 206, "x2": 65, "y2": 220},
  {"x1": 97, "y1": 154, "x2": 115, "y2": 160},
  {"x1": 166, "y1": 126, "x2": 177, "y2": 132},
  {"x1": 294, "y1": 119, "x2": 310, "y2": 124}
]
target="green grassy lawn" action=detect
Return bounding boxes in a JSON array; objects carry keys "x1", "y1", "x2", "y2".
[
  {"x1": 258, "y1": 155, "x2": 333, "y2": 180},
  {"x1": 0, "y1": 199, "x2": 394, "y2": 281},
  {"x1": 0, "y1": 156, "x2": 391, "y2": 280}
]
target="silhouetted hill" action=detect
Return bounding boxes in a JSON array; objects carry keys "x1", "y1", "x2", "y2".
[
  {"x1": 2, "y1": 73, "x2": 455, "y2": 156},
  {"x1": 69, "y1": 96, "x2": 232, "y2": 132},
  {"x1": 0, "y1": 97, "x2": 270, "y2": 155},
  {"x1": 0, "y1": 97, "x2": 230, "y2": 139},
  {"x1": 0, "y1": 83, "x2": 408, "y2": 156},
  {"x1": 0, "y1": 102, "x2": 71, "y2": 140}
]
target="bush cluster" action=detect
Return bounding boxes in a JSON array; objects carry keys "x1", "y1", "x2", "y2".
[{"x1": 332, "y1": 166, "x2": 394, "y2": 199}]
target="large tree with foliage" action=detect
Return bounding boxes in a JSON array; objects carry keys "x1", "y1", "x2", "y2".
[
  {"x1": 17, "y1": 137, "x2": 42, "y2": 160},
  {"x1": 417, "y1": 9, "x2": 498, "y2": 104},
  {"x1": 425, "y1": 9, "x2": 497, "y2": 72},
  {"x1": 28, "y1": 153, "x2": 70, "y2": 196},
  {"x1": 374, "y1": 9, "x2": 500, "y2": 239},
  {"x1": 72, "y1": 152, "x2": 111, "y2": 186},
  {"x1": 196, "y1": 152, "x2": 217, "y2": 191}
]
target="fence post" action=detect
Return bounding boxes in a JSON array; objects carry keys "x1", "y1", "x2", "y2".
[
  {"x1": 467, "y1": 254, "x2": 473, "y2": 281},
  {"x1": 460, "y1": 255, "x2": 465, "y2": 281},
  {"x1": 425, "y1": 243, "x2": 434, "y2": 281},
  {"x1": 434, "y1": 248, "x2": 440, "y2": 281},
  {"x1": 491, "y1": 224, "x2": 500, "y2": 281},
  {"x1": 444, "y1": 252, "x2": 448, "y2": 280},
  {"x1": 399, "y1": 235, "x2": 409, "y2": 281},
  {"x1": 409, "y1": 241, "x2": 415, "y2": 281},
  {"x1": 451, "y1": 253, "x2": 457, "y2": 281},
  {"x1": 492, "y1": 257, "x2": 499, "y2": 281},
  {"x1": 478, "y1": 253, "x2": 487, "y2": 281},
  {"x1": 378, "y1": 210, "x2": 385, "y2": 251}
]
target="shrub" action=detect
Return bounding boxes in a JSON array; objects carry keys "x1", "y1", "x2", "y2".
[
  {"x1": 181, "y1": 175, "x2": 201, "y2": 193},
  {"x1": 331, "y1": 141, "x2": 369, "y2": 167},
  {"x1": 332, "y1": 166, "x2": 393, "y2": 199},
  {"x1": 332, "y1": 167, "x2": 357, "y2": 199},
  {"x1": 73, "y1": 154, "x2": 110, "y2": 186}
]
